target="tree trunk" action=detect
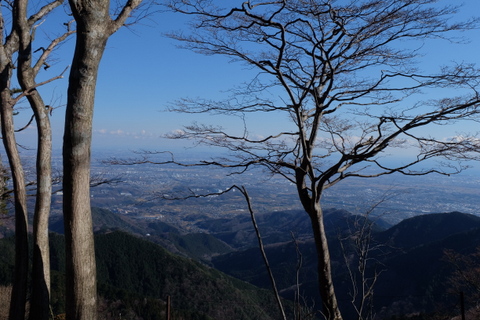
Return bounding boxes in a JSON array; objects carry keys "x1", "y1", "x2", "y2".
[
  {"x1": 308, "y1": 204, "x2": 343, "y2": 320},
  {"x1": 1, "y1": 25, "x2": 28, "y2": 316},
  {"x1": 63, "y1": 0, "x2": 140, "y2": 318},
  {"x1": 24, "y1": 76, "x2": 53, "y2": 320},
  {"x1": 296, "y1": 168, "x2": 343, "y2": 319},
  {"x1": 63, "y1": 3, "x2": 111, "y2": 318},
  {"x1": 63, "y1": 32, "x2": 108, "y2": 320},
  {"x1": 17, "y1": 30, "x2": 53, "y2": 320},
  {"x1": 0, "y1": 86, "x2": 29, "y2": 320},
  {"x1": 28, "y1": 103, "x2": 52, "y2": 320},
  {"x1": 14, "y1": 3, "x2": 54, "y2": 316}
]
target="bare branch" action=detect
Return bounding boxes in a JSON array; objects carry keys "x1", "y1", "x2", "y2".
[
  {"x1": 110, "y1": 0, "x2": 146, "y2": 34},
  {"x1": 27, "y1": 0, "x2": 64, "y2": 27},
  {"x1": 11, "y1": 66, "x2": 69, "y2": 105},
  {"x1": 32, "y1": 22, "x2": 75, "y2": 76},
  {"x1": 162, "y1": 1, "x2": 480, "y2": 317},
  {"x1": 14, "y1": 114, "x2": 35, "y2": 132}
]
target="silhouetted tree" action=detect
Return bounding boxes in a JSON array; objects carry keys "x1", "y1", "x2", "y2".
[{"x1": 161, "y1": 1, "x2": 480, "y2": 318}]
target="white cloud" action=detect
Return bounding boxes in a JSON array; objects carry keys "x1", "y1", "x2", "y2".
[{"x1": 446, "y1": 135, "x2": 480, "y2": 145}]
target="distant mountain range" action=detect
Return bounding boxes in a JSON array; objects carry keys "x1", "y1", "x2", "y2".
[
  {"x1": 1, "y1": 207, "x2": 479, "y2": 319},
  {"x1": 208, "y1": 210, "x2": 480, "y2": 319}
]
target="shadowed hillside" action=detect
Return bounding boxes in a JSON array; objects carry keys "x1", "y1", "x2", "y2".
[
  {"x1": 211, "y1": 211, "x2": 480, "y2": 319},
  {"x1": 0, "y1": 231, "x2": 290, "y2": 319}
]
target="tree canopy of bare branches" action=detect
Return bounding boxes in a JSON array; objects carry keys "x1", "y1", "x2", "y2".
[{"x1": 163, "y1": 1, "x2": 480, "y2": 319}]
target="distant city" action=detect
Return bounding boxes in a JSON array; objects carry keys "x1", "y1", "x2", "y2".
[{"x1": 7, "y1": 148, "x2": 480, "y2": 228}]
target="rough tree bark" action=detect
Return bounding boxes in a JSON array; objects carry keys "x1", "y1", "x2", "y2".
[
  {"x1": 309, "y1": 204, "x2": 341, "y2": 320},
  {"x1": 63, "y1": 0, "x2": 142, "y2": 318},
  {"x1": 0, "y1": 7, "x2": 28, "y2": 320},
  {"x1": 14, "y1": 1, "x2": 67, "y2": 319},
  {"x1": 0, "y1": 78, "x2": 29, "y2": 320}
]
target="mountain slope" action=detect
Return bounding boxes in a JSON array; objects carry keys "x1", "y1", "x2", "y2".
[
  {"x1": 196, "y1": 208, "x2": 389, "y2": 250},
  {"x1": 374, "y1": 211, "x2": 480, "y2": 250},
  {"x1": 95, "y1": 231, "x2": 286, "y2": 319},
  {"x1": 49, "y1": 207, "x2": 147, "y2": 235},
  {"x1": 372, "y1": 226, "x2": 480, "y2": 318},
  {"x1": 0, "y1": 231, "x2": 289, "y2": 319},
  {"x1": 211, "y1": 211, "x2": 480, "y2": 318},
  {"x1": 49, "y1": 207, "x2": 234, "y2": 260}
]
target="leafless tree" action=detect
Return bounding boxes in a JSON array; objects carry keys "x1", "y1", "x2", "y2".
[
  {"x1": 0, "y1": 1, "x2": 70, "y2": 319},
  {"x1": 160, "y1": 1, "x2": 480, "y2": 319},
  {"x1": 444, "y1": 246, "x2": 480, "y2": 318},
  {"x1": 291, "y1": 232, "x2": 316, "y2": 320},
  {"x1": 15, "y1": 3, "x2": 74, "y2": 319},
  {"x1": 62, "y1": 0, "x2": 144, "y2": 318},
  {"x1": 151, "y1": 184, "x2": 289, "y2": 319},
  {"x1": 339, "y1": 202, "x2": 390, "y2": 320},
  {"x1": 236, "y1": 185, "x2": 287, "y2": 320},
  {"x1": 0, "y1": 6, "x2": 29, "y2": 318}
]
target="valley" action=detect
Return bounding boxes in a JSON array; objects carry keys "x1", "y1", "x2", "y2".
[
  {"x1": 1, "y1": 149, "x2": 479, "y2": 319},
  {"x1": 45, "y1": 149, "x2": 480, "y2": 230}
]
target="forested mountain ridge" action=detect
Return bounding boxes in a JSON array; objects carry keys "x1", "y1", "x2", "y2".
[
  {"x1": 49, "y1": 207, "x2": 234, "y2": 260},
  {"x1": 210, "y1": 211, "x2": 480, "y2": 319},
  {"x1": 374, "y1": 211, "x2": 480, "y2": 250},
  {"x1": 2, "y1": 207, "x2": 478, "y2": 318},
  {"x1": 0, "y1": 231, "x2": 289, "y2": 319}
]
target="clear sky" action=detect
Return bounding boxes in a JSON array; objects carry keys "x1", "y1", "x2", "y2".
[{"x1": 11, "y1": 0, "x2": 480, "y2": 165}]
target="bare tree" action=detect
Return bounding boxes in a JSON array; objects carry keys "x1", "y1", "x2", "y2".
[
  {"x1": 162, "y1": 1, "x2": 480, "y2": 319},
  {"x1": 0, "y1": 6, "x2": 29, "y2": 318},
  {"x1": 339, "y1": 202, "x2": 389, "y2": 320},
  {"x1": 444, "y1": 246, "x2": 480, "y2": 318},
  {"x1": 0, "y1": 1, "x2": 68, "y2": 319},
  {"x1": 236, "y1": 185, "x2": 287, "y2": 320},
  {"x1": 14, "y1": 2, "x2": 74, "y2": 319},
  {"x1": 62, "y1": 0, "x2": 143, "y2": 318},
  {"x1": 154, "y1": 184, "x2": 288, "y2": 319}
]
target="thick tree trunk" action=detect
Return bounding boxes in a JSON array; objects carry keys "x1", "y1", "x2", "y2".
[
  {"x1": 62, "y1": 13, "x2": 108, "y2": 320},
  {"x1": 308, "y1": 204, "x2": 343, "y2": 320},
  {"x1": 0, "y1": 90, "x2": 29, "y2": 320},
  {"x1": 1, "y1": 17, "x2": 27, "y2": 320},
  {"x1": 1, "y1": 30, "x2": 28, "y2": 317},
  {"x1": 63, "y1": 1, "x2": 140, "y2": 318}
]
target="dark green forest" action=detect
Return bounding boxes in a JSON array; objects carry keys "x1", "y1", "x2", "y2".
[{"x1": 0, "y1": 230, "x2": 289, "y2": 319}]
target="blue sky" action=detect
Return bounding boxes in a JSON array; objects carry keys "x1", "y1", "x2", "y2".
[
  {"x1": 12, "y1": 0, "x2": 480, "y2": 164},
  {"x1": 15, "y1": 3, "x2": 265, "y2": 153}
]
